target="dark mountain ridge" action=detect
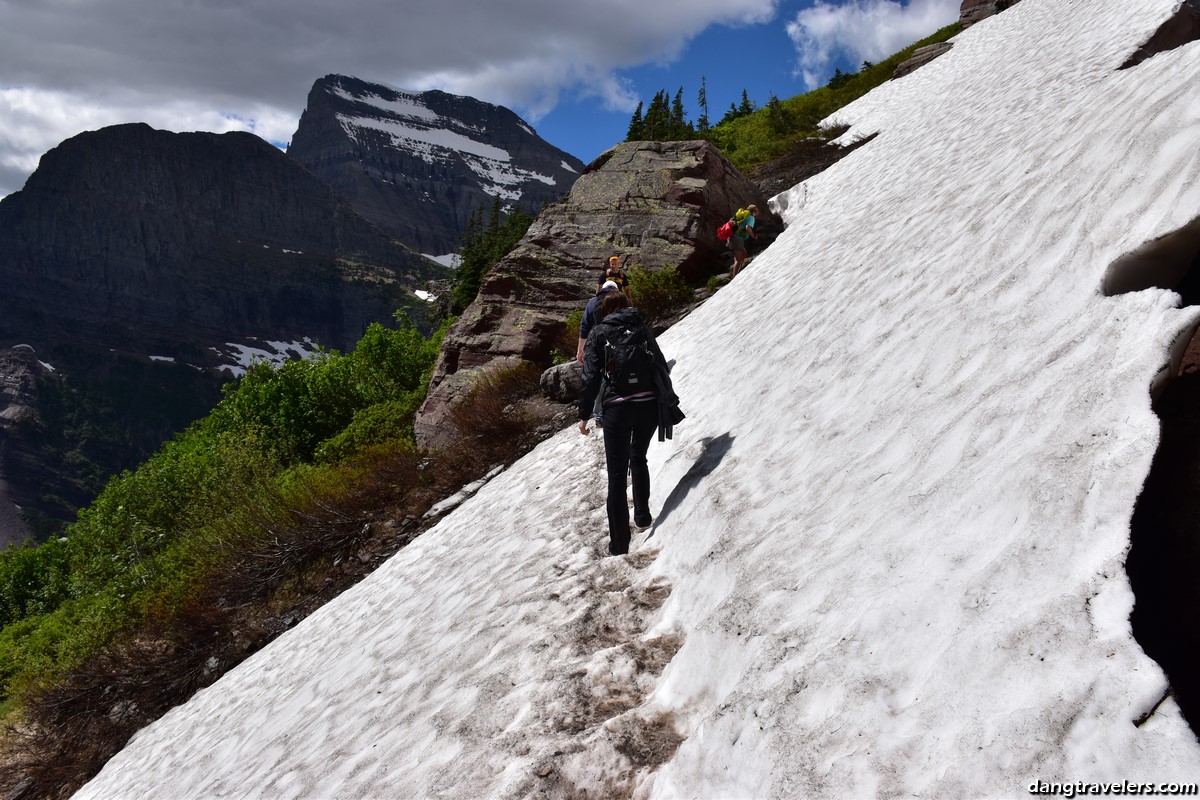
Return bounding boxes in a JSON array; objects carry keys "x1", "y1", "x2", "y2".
[{"x1": 0, "y1": 122, "x2": 440, "y2": 358}]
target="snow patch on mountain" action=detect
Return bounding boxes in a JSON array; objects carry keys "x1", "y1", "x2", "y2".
[
  {"x1": 335, "y1": 111, "x2": 556, "y2": 199},
  {"x1": 337, "y1": 114, "x2": 509, "y2": 162},
  {"x1": 211, "y1": 337, "x2": 320, "y2": 377},
  {"x1": 331, "y1": 84, "x2": 439, "y2": 122}
]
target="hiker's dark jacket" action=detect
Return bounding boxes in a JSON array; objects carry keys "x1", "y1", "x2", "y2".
[{"x1": 579, "y1": 306, "x2": 684, "y2": 441}]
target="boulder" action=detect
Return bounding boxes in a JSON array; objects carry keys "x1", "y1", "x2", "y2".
[
  {"x1": 540, "y1": 361, "x2": 583, "y2": 404},
  {"x1": 414, "y1": 140, "x2": 774, "y2": 449},
  {"x1": 960, "y1": 0, "x2": 1019, "y2": 28},
  {"x1": 893, "y1": 42, "x2": 954, "y2": 80}
]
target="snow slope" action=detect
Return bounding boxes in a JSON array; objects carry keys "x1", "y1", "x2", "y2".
[{"x1": 77, "y1": 0, "x2": 1200, "y2": 797}]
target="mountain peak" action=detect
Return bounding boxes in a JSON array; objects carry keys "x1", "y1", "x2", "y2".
[{"x1": 288, "y1": 74, "x2": 584, "y2": 256}]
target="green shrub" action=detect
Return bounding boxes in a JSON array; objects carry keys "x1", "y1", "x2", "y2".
[
  {"x1": 0, "y1": 315, "x2": 450, "y2": 713},
  {"x1": 629, "y1": 266, "x2": 693, "y2": 323},
  {"x1": 0, "y1": 538, "x2": 71, "y2": 628},
  {"x1": 552, "y1": 309, "x2": 584, "y2": 364},
  {"x1": 315, "y1": 396, "x2": 424, "y2": 464}
]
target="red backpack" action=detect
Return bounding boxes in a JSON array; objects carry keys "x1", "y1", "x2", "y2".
[{"x1": 716, "y1": 220, "x2": 734, "y2": 240}]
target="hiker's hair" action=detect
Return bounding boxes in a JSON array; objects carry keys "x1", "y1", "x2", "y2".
[{"x1": 599, "y1": 291, "x2": 632, "y2": 320}]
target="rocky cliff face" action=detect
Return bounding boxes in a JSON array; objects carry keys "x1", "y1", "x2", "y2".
[
  {"x1": 0, "y1": 122, "x2": 445, "y2": 537},
  {"x1": 0, "y1": 347, "x2": 87, "y2": 547},
  {"x1": 287, "y1": 75, "x2": 585, "y2": 256},
  {"x1": 413, "y1": 140, "x2": 775, "y2": 449},
  {"x1": 0, "y1": 123, "x2": 442, "y2": 361},
  {"x1": 0, "y1": 348, "x2": 41, "y2": 547}
]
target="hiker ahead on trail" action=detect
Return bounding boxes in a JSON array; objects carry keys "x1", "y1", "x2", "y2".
[
  {"x1": 599, "y1": 255, "x2": 631, "y2": 297},
  {"x1": 576, "y1": 279, "x2": 621, "y2": 364},
  {"x1": 728, "y1": 204, "x2": 757, "y2": 276},
  {"x1": 578, "y1": 291, "x2": 683, "y2": 556}
]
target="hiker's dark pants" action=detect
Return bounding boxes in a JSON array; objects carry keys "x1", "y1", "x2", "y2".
[{"x1": 601, "y1": 398, "x2": 658, "y2": 554}]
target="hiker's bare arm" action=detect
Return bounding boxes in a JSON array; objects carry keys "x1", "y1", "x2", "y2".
[
  {"x1": 576, "y1": 337, "x2": 585, "y2": 363},
  {"x1": 578, "y1": 419, "x2": 589, "y2": 435}
]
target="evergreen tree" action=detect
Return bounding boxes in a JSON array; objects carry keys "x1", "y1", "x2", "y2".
[
  {"x1": 450, "y1": 201, "x2": 534, "y2": 314},
  {"x1": 827, "y1": 67, "x2": 853, "y2": 90},
  {"x1": 645, "y1": 90, "x2": 669, "y2": 140},
  {"x1": 487, "y1": 195, "x2": 501, "y2": 233},
  {"x1": 766, "y1": 93, "x2": 791, "y2": 135},
  {"x1": 670, "y1": 87, "x2": 687, "y2": 138},
  {"x1": 696, "y1": 76, "x2": 710, "y2": 133},
  {"x1": 626, "y1": 101, "x2": 645, "y2": 141},
  {"x1": 738, "y1": 89, "x2": 755, "y2": 116}
]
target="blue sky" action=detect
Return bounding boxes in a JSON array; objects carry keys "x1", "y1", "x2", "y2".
[
  {"x1": 0, "y1": 0, "x2": 960, "y2": 196},
  {"x1": 535, "y1": 0, "x2": 960, "y2": 164},
  {"x1": 536, "y1": 17, "x2": 820, "y2": 164}
]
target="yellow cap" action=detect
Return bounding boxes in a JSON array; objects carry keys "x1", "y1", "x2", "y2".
[{"x1": 609, "y1": 255, "x2": 621, "y2": 265}]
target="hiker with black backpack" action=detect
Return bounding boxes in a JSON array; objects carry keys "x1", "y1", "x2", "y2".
[{"x1": 578, "y1": 291, "x2": 683, "y2": 556}]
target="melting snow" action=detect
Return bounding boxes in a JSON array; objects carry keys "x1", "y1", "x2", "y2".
[
  {"x1": 76, "y1": 1, "x2": 1200, "y2": 797},
  {"x1": 211, "y1": 337, "x2": 320, "y2": 377},
  {"x1": 421, "y1": 253, "x2": 460, "y2": 269}
]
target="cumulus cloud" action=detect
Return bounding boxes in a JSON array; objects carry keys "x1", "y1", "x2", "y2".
[
  {"x1": 0, "y1": 0, "x2": 778, "y2": 197},
  {"x1": 786, "y1": 0, "x2": 959, "y2": 88}
]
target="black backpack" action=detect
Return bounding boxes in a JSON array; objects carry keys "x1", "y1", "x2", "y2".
[{"x1": 604, "y1": 324, "x2": 655, "y2": 395}]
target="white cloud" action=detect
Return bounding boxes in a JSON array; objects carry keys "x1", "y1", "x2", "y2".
[
  {"x1": 786, "y1": 0, "x2": 959, "y2": 88},
  {"x1": 0, "y1": 0, "x2": 780, "y2": 197},
  {"x1": 0, "y1": 86, "x2": 302, "y2": 194}
]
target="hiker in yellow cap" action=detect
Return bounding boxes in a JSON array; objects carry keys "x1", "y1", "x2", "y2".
[
  {"x1": 599, "y1": 255, "x2": 631, "y2": 298},
  {"x1": 729, "y1": 204, "x2": 758, "y2": 276}
]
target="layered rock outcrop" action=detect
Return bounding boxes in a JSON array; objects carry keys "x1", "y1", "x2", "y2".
[
  {"x1": 960, "y1": 0, "x2": 1019, "y2": 28},
  {"x1": 413, "y1": 140, "x2": 775, "y2": 449},
  {"x1": 288, "y1": 75, "x2": 585, "y2": 256},
  {"x1": 0, "y1": 122, "x2": 441, "y2": 361},
  {"x1": 893, "y1": 43, "x2": 954, "y2": 80}
]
